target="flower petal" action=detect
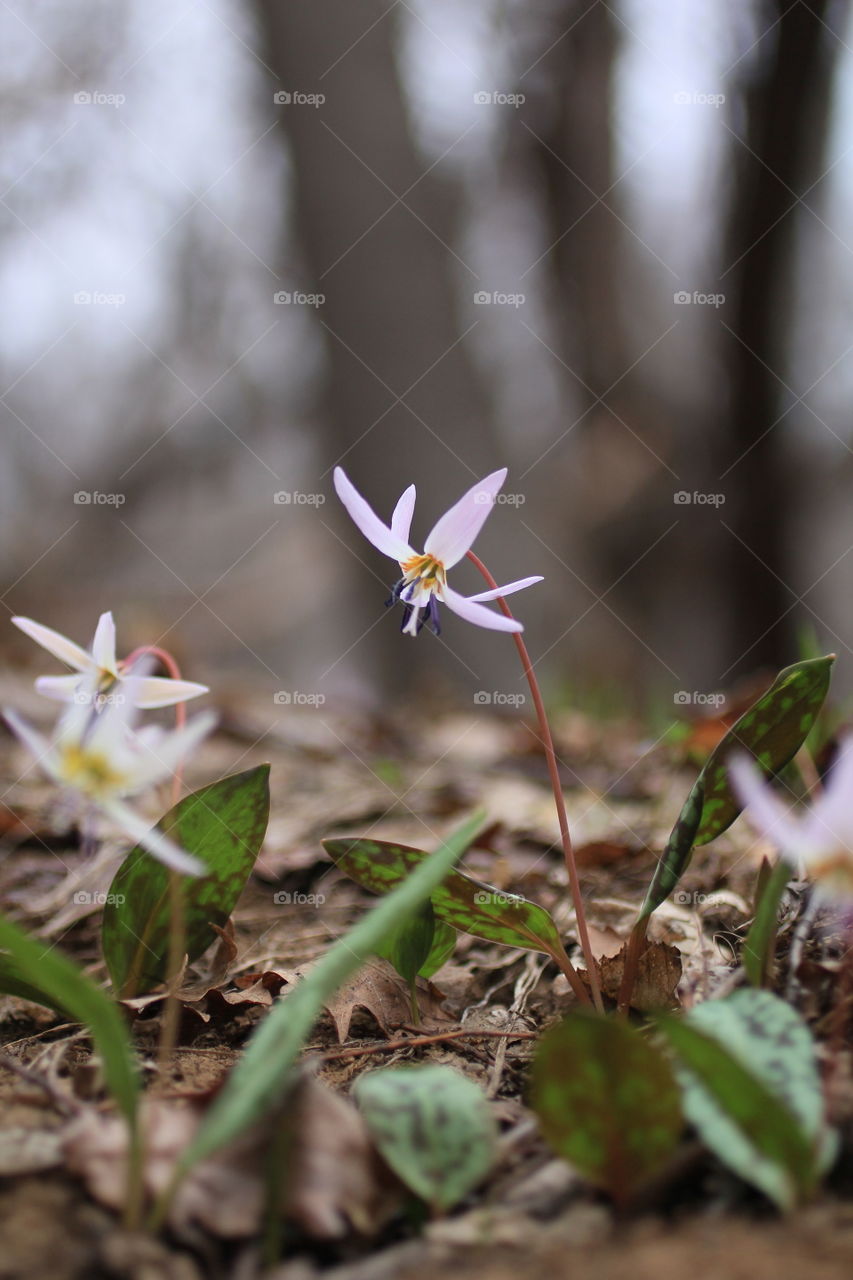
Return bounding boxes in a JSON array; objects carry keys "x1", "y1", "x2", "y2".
[
  {"x1": 3, "y1": 710, "x2": 59, "y2": 780},
  {"x1": 130, "y1": 677, "x2": 209, "y2": 709},
  {"x1": 802, "y1": 735, "x2": 853, "y2": 848},
  {"x1": 34, "y1": 674, "x2": 84, "y2": 702},
  {"x1": 91, "y1": 612, "x2": 117, "y2": 674},
  {"x1": 101, "y1": 798, "x2": 204, "y2": 876},
  {"x1": 466, "y1": 575, "x2": 544, "y2": 602},
  {"x1": 442, "y1": 585, "x2": 523, "y2": 632},
  {"x1": 333, "y1": 468, "x2": 413, "y2": 561},
  {"x1": 124, "y1": 710, "x2": 218, "y2": 793},
  {"x1": 11, "y1": 616, "x2": 95, "y2": 674},
  {"x1": 391, "y1": 484, "x2": 417, "y2": 544},
  {"x1": 424, "y1": 469, "x2": 508, "y2": 569},
  {"x1": 729, "y1": 754, "x2": 802, "y2": 861}
]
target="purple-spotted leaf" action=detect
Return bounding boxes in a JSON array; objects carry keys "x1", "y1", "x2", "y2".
[
  {"x1": 642, "y1": 656, "x2": 833, "y2": 917},
  {"x1": 103, "y1": 765, "x2": 270, "y2": 998},
  {"x1": 531, "y1": 1011, "x2": 682, "y2": 1205},
  {"x1": 324, "y1": 836, "x2": 569, "y2": 966}
]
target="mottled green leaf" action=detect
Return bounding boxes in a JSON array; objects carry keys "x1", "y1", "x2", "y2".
[
  {"x1": 324, "y1": 836, "x2": 567, "y2": 963},
  {"x1": 531, "y1": 1011, "x2": 683, "y2": 1205},
  {"x1": 164, "y1": 811, "x2": 485, "y2": 1195},
  {"x1": 743, "y1": 859, "x2": 792, "y2": 986},
  {"x1": 103, "y1": 765, "x2": 270, "y2": 997},
  {"x1": 354, "y1": 1065, "x2": 498, "y2": 1211},
  {"x1": 374, "y1": 904, "x2": 456, "y2": 981},
  {"x1": 642, "y1": 656, "x2": 833, "y2": 917},
  {"x1": 656, "y1": 993, "x2": 830, "y2": 1209}
]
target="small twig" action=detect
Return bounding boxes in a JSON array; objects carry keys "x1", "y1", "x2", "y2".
[{"x1": 316, "y1": 1027, "x2": 538, "y2": 1063}]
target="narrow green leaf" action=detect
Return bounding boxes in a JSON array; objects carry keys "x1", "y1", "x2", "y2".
[
  {"x1": 166, "y1": 811, "x2": 485, "y2": 1188},
  {"x1": 0, "y1": 916, "x2": 138, "y2": 1127},
  {"x1": 743, "y1": 859, "x2": 792, "y2": 986},
  {"x1": 354, "y1": 1065, "x2": 498, "y2": 1211},
  {"x1": 103, "y1": 765, "x2": 270, "y2": 997},
  {"x1": 374, "y1": 902, "x2": 456, "y2": 982},
  {"x1": 325, "y1": 836, "x2": 566, "y2": 961},
  {"x1": 531, "y1": 1011, "x2": 683, "y2": 1205},
  {"x1": 642, "y1": 656, "x2": 833, "y2": 917},
  {"x1": 656, "y1": 997, "x2": 827, "y2": 1209}
]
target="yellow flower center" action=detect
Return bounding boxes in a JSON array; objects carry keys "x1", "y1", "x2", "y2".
[
  {"x1": 59, "y1": 745, "x2": 126, "y2": 796},
  {"x1": 400, "y1": 553, "x2": 446, "y2": 596}
]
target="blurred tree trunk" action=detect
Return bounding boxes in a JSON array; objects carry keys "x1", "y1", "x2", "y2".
[
  {"x1": 720, "y1": 0, "x2": 840, "y2": 676},
  {"x1": 255, "y1": 0, "x2": 499, "y2": 695}
]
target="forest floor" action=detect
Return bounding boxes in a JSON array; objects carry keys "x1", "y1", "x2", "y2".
[{"x1": 1, "y1": 675, "x2": 852, "y2": 1280}]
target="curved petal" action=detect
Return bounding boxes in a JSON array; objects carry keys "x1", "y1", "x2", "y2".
[
  {"x1": 391, "y1": 484, "x2": 417, "y2": 544},
  {"x1": 333, "y1": 468, "x2": 413, "y2": 561},
  {"x1": 91, "y1": 612, "x2": 117, "y2": 674},
  {"x1": 125, "y1": 710, "x2": 217, "y2": 792},
  {"x1": 101, "y1": 799, "x2": 204, "y2": 876},
  {"x1": 130, "y1": 676, "x2": 209, "y2": 709},
  {"x1": 3, "y1": 710, "x2": 59, "y2": 780},
  {"x1": 442, "y1": 585, "x2": 523, "y2": 632},
  {"x1": 11, "y1": 616, "x2": 95, "y2": 674},
  {"x1": 424, "y1": 469, "x2": 508, "y2": 569},
  {"x1": 466, "y1": 575, "x2": 544, "y2": 602},
  {"x1": 729, "y1": 754, "x2": 802, "y2": 860},
  {"x1": 34, "y1": 674, "x2": 83, "y2": 702},
  {"x1": 803, "y1": 735, "x2": 853, "y2": 847}
]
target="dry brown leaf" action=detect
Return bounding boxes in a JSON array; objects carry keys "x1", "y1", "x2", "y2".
[
  {"x1": 0, "y1": 1124, "x2": 66, "y2": 1174},
  {"x1": 324, "y1": 958, "x2": 452, "y2": 1042},
  {"x1": 596, "y1": 940, "x2": 682, "y2": 1011}
]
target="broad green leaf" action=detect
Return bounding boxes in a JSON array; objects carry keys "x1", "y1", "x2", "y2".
[
  {"x1": 642, "y1": 656, "x2": 833, "y2": 917},
  {"x1": 531, "y1": 1011, "x2": 682, "y2": 1205},
  {"x1": 743, "y1": 859, "x2": 791, "y2": 986},
  {"x1": 103, "y1": 765, "x2": 270, "y2": 997},
  {"x1": 325, "y1": 837, "x2": 568, "y2": 963},
  {"x1": 0, "y1": 916, "x2": 138, "y2": 1126},
  {"x1": 374, "y1": 903, "x2": 456, "y2": 981},
  {"x1": 354, "y1": 1065, "x2": 498, "y2": 1211},
  {"x1": 656, "y1": 994, "x2": 829, "y2": 1209},
  {"x1": 162, "y1": 811, "x2": 485, "y2": 1197}
]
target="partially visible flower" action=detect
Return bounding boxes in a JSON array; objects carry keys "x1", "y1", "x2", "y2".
[
  {"x1": 4, "y1": 670, "x2": 216, "y2": 875},
  {"x1": 730, "y1": 741, "x2": 853, "y2": 902},
  {"x1": 11, "y1": 612, "x2": 208, "y2": 708},
  {"x1": 333, "y1": 466, "x2": 542, "y2": 636}
]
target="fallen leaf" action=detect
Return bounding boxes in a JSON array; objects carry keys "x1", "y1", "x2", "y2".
[
  {"x1": 0, "y1": 1125, "x2": 66, "y2": 1174},
  {"x1": 596, "y1": 940, "x2": 682, "y2": 1011},
  {"x1": 325, "y1": 958, "x2": 451, "y2": 1042}
]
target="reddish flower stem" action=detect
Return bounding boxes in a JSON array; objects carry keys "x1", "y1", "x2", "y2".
[{"x1": 465, "y1": 551, "x2": 603, "y2": 1012}]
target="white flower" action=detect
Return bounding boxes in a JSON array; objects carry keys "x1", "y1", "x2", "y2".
[
  {"x1": 4, "y1": 672, "x2": 216, "y2": 876},
  {"x1": 12, "y1": 612, "x2": 208, "y2": 708},
  {"x1": 333, "y1": 466, "x2": 542, "y2": 636},
  {"x1": 730, "y1": 741, "x2": 853, "y2": 902}
]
